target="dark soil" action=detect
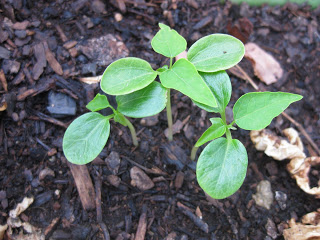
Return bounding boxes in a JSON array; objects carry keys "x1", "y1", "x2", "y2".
[{"x1": 1, "y1": 1, "x2": 320, "y2": 239}]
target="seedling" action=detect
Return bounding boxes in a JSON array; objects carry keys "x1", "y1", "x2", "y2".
[
  {"x1": 63, "y1": 82, "x2": 167, "y2": 165},
  {"x1": 190, "y1": 70, "x2": 302, "y2": 199},
  {"x1": 62, "y1": 23, "x2": 302, "y2": 201},
  {"x1": 101, "y1": 23, "x2": 245, "y2": 141}
]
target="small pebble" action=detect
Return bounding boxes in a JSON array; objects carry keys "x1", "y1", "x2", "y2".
[
  {"x1": 11, "y1": 112, "x2": 19, "y2": 122},
  {"x1": 115, "y1": 13, "x2": 123, "y2": 22},
  {"x1": 275, "y1": 191, "x2": 287, "y2": 210}
]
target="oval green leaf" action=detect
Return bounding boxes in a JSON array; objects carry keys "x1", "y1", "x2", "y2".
[
  {"x1": 197, "y1": 138, "x2": 248, "y2": 199},
  {"x1": 63, "y1": 112, "x2": 110, "y2": 165},
  {"x1": 116, "y1": 82, "x2": 167, "y2": 118},
  {"x1": 193, "y1": 71, "x2": 232, "y2": 113},
  {"x1": 233, "y1": 92, "x2": 303, "y2": 130},
  {"x1": 151, "y1": 23, "x2": 187, "y2": 58},
  {"x1": 195, "y1": 118, "x2": 226, "y2": 147},
  {"x1": 86, "y1": 93, "x2": 111, "y2": 112},
  {"x1": 159, "y1": 58, "x2": 217, "y2": 107},
  {"x1": 101, "y1": 57, "x2": 157, "y2": 95},
  {"x1": 187, "y1": 34, "x2": 245, "y2": 72}
]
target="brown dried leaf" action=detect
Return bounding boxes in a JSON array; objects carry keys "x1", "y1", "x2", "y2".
[
  {"x1": 9, "y1": 196, "x2": 34, "y2": 218},
  {"x1": 283, "y1": 217, "x2": 320, "y2": 240},
  {"x1": 251, "y1": 128, "x2": 320, "y2": 197},
  {"x1": 250, "y1": 128, "x2": 306, "y2": 161},
  {"x1": 0, "y1": 224, "x2": 7, "y2": 240},
  {"x1": 287, "y1": 157, "x2": 320, "y2": 196},
  {"x1": 245, "y1": 42, "x2": 283, "y2": 85}
]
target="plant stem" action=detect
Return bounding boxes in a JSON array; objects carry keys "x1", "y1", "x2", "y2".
[
  {"x1": 169, "y1": 57, "x2": 173, "y2": 68},
  {"x1": 221, "y1": 109, "x2": 232, "y2": 141},
  {"x1": 190, "y1": 145, "x2": 199, "y2": 161},
  {"x1": 166, "y1": 89, "x2": 173, "y2": 141},
  {"x1": 124, "y1": 117, "x2": 138, "y2": 147}
]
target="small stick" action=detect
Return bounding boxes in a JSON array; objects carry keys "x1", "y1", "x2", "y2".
[
  {"x1": 234, "y1": 64, "x2": 320, "y2": 156},
  {"x1": 282, "y1": 111, "x2": 320, "y2": 156},
  {"x1": 135, "y1": 204, "x2": 147, "y2": 240},
  {"x1": 234, "y1": 65, "x2": 259, "y2": 90},
  {"x1": 44, "y1": 217, "x2": 60, "y2": 237},
  {"x1": 94, "y1": 174, "x2": 103, "y2": 223},
  {"x1": 30, "y1": 110, "x2": 68, "y2": 128},
  {"x1": 55, "y1": 25, "x2": 68, "y2": 42},
  {"x1": 99, "y1": 222, "x2": 111, "y2": 240},
  {"x1": 177, "y1": 202, "x2": 209, "y2": 233},
  {"x1": 122, "y1": 156, "x2": 167, "y2": 176}
]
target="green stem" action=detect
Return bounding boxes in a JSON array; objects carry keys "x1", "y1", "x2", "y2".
[
  {"x1": 169, "y1": 57, "x2": 173, "y2": 68},
  {"x1": 221, "y1": 110, "x2": 232, "y2": 141},
  {"x1": 124, "y1": 117, "x2": 138, "y2": 147},
  {"x1": 190, "y1": 145, "x2": 199, "y2": 161},
  {"x1": 166, "y1": 89, "x2": 173, "y2": 141}
]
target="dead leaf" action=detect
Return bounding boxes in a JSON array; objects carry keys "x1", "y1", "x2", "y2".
[
  {"x1": 9, "y1": 196, "x2": 34, "y2": 218},
  {"x1": 245, "y1": 42, "x2": 283, "y2": 85},
  {"x1": 287, "y1": 157, "x2": 320, "y2": 196},
  {"x1": 251, "y1": 128, "x2": 320, "y2": 197},
  {"x1": 0, "y1": 224, "x2": 7, "y2": 240},
  {"x1": 250, "y1": 128, "x2": 306, "y2": 161},
  {"x1": 283, "y1": 214, "x2": 320, "y2": 240}
]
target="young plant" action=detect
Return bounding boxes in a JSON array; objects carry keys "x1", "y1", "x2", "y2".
[
  {"x1": 101, "y1": 23, "x2": 245, "y2": 141},
  {"x1": 63, "y1": 82, "x2": 167, "y2": 165},
  {"x1": 190, "y1": 70, "x2": 303, "y2": 199}
]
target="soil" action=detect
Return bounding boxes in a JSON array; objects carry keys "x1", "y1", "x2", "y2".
[{"x1": 0, "y1": 0, "x2": 320, "y2": 239}]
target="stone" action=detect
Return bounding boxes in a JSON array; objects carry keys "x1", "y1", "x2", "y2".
[
  {"x1": 275, "y1": 191, "x2": 287, "y2": 210},
  {"x1": 14, "y1": 30, "x2": 27, "y2": 38},
  {"x1": 105, "y1": 151, "x2": 121, "y2": 175},
  {"x1": 81, "y1": 63, "x2": 96, "y2": 75},
  {"x1": 2, "y1": 60, "x2": 20, "y2": 74},
  {"x1": 265, "y1": 218, "x2": 278, "y2": 239},
  {"x1": 140, "y1": 114, "x2": 159, "y2": 126},
  {"x1": 76, "y1": 34, "x2": 129, "y2": 66},
  {"x1": 0, "y1": 46, "x2": 10, "y2": 59},
  {"x1": 252, "y1": 180, "x2": 274, "y2": 210},
  {"x1": 47, "y1": 91, "x2": 77, "y2": 118},
  {"x1": 130, "y1": 166, "x2": 154, "y2": 191},
  {"x1": 107, "y1": 175, "x2": 121, "y2": 187}
]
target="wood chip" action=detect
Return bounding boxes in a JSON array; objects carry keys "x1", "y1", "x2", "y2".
[
  {"x1": 12, "y1": 20, "x2": 30, "y2": 30},
  {"x1": 32, "y1": 43, "x2": 47, "y2": 80},
  {"x1": 63, "y1": 40, "x2": 78, "y2": 50},
  {"x1": 0, "y1": 70, "x2": 7, "y2": 92},
  {"x1": 130, "y1": 166, "x2": 154, "y2": 191},
  {"x1": 135, "y1": 204, "x2": 147, "y2": 240},
  {"x1": 245, "y1": 42, "x2": 283, "y2": 85},
  {"x1": 67, "y1": 162, "x2": 96, "y2": 210},
  {"x1": 43, "y1": 42, "x2": 63, "y2": 75}
]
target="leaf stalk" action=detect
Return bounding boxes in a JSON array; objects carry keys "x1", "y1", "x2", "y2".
[{"x1": 123, "y1": 117, "x2": 139, "y2": 147}]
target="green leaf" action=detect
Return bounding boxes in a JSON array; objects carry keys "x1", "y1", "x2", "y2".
[
  {"x1": 63, "y1": 112, "x2": 110, "y2": 165},
  {"x1": 193, "y1": 71, "x2": 232, "y2": 113},
  {"x1": 187, "y1": 34, "x2": 245, "y2": 72},
  {"x1": 116, "y1": 81, "x2": 167, "y2": 118},
  {"x1": 101, "y1": 57, "x2": 157, "y2": 95},
  {"x1": 195, "y1": 118, "x2": 226, "y2": 147},
  {"x1": 86, "y1": 93, "x2": 111, "y2": 112},
  {"x1": 197, "y1": 138, "x2": 248, "y2": 199},
  {"x1": 114, "y1": 111, "x2": 128, "y2": 126},
  {"x1": 151, "y1": 23, "x2": 187, "y2": 58},
  {"x1": 159, "y1": 58, "x2": 217, "y2": 107},
  {"x1": 233, "y1": 92, "x2": 303, "y2": 130}
]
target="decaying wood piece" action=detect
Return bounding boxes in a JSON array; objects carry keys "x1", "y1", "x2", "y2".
[
  {"x1": 67, "y1": 162, "x2": 95, "y2": 210},
  {"x1": 135, "y1": 204, "x2": 147, "y2": 240},
  {"x1": 32, "y1": 42, "x2": 47, "y2": 80}
]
